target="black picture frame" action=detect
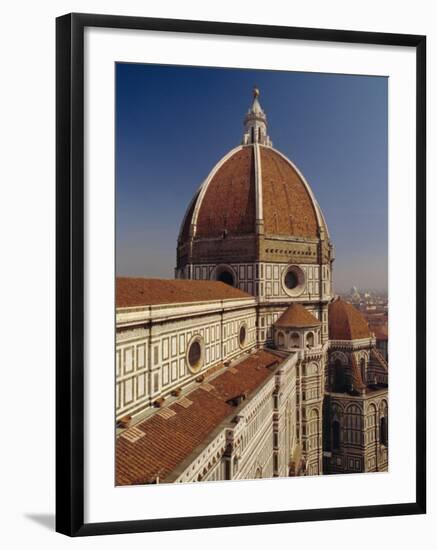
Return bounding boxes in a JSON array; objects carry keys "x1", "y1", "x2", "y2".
[{"x1": 56, "y1": 12, "x2": 426, "y2": 537}]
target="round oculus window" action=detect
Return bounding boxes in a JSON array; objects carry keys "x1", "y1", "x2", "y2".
[
  {"x1": 217, "y1": 270, "x2": 234, "y2": 286},
  {"x1": 187, "y1": 336, "x2": 204, "y2": 373},
  {"x1": 285, "y1": 270, "x2": 299, "y2": 290},
  {"x1": 239, "y1": 324, "x2": 247, "y2": 347},
  {"x1": 213, "y1": 265, "x2": 236, "y2": 287},
  {"x1": 282, "y1": 265, "x2": 305, "y2": 297}
]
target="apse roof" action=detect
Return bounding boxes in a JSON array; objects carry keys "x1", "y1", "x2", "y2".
[
  {"x1": 328, "y1": 297, "x2": 371, "y2": 340},
  {"x1": 274, "y1": 303, "x2": 321, "y2": 328}
]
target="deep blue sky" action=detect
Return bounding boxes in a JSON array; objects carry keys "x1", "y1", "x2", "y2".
[{"x1": 116, "y1": 63, "x2": 388, "y2": 293}]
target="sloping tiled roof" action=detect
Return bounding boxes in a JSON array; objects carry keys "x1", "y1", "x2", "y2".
[
  {"x1": 116, "y1": 350, "x2": 280, "y2": 485},
  {"x1": 274, "y1": 303, "x2": 321, "y2": 328},
  {"x1": 116, "y1": 278, "x2": 252, "y2": 308},
  {"x1": 328, "y1": 298, "x2": 371, "y2": 340}
]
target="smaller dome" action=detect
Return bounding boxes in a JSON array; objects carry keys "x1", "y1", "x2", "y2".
[
  {"x1": 274, "y1": 303, "x2": 321, "y2": 328},
  {"x1": 328, "y1": 298, "x2": 371, "y2": 340}
]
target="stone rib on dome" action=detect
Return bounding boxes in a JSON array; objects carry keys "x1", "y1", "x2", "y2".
[
  {"x1": 179, "y1": 145, "x2": 324, "y2": 243},
  {"x1": 195, "y1": 147, "x2": 256, "y2": 239},
  {"x1": 179, "y1": 189, "x2": 200, "y2": 242},
  {"x1": 274, "y1": 303, "x2": 321, "y2": 328},
  {"x1": 328, "y1": 298, "x2": 371, "y2": 340},
  {"x1": 260, "y1": 147, "x2": 319, "y2": 238}
]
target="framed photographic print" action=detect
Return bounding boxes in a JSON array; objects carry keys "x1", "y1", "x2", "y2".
[{"x1": 56, "y1": 13, "x2": 426, "y2": 536}]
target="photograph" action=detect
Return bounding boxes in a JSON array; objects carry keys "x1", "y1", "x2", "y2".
[
  {"x1": 114, "y1": 64, "x2": 389, "y2": 485},
  {"x1": 0, "y1": 1, "x2": 430, "y2": 544}
]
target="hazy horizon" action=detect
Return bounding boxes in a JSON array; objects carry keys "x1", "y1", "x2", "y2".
[{"x1": 116, "y1": 64, "x2": 388, "y2": 292}]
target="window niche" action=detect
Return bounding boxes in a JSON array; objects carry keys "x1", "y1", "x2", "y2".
[
  {"x1": 282, "y1": 265, "x2": 305, "y2": 297},
  {"x1": 332, "y1": 420, "x2": 341, "y2": 450},
  {"x1": 290, "y1": 332, "x2": 300, "y2": 348},
  {"x1": 213, "y1": 264, "x2": 236, "y2": 287},
  {"x1": 186, "y1": 335, "x2": 204, "y2": 374},
  {"x1": 380, "y1": 416, "x2": 388, "y2": 446},
  {"x1": 239, "y1": 323, "x2": 247, "y2": 348}
]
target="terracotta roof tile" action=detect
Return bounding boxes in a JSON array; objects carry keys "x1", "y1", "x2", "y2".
[
  {"x1": 116, "y1": 278, "x2": 252, "y2": 308},
  {"x1": 195, "y1": 147, "x2": 256, "y2": 238},
  {"x1": 179, "y1": 145, "x2": 323, "y2": 244},
  {"x1": 115, "y1": 350, "x2": 279, "y2": 485},
  {"x1": 260, "y1": 147, "x2": 319, "y2": 238},
  {"x1": 328, "y1": 298, "x2": 371, "y2": 340},
  {"x1": 274, "y1": 303, "x2": 321, "y2": 328}
]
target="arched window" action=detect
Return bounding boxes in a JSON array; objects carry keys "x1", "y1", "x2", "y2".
[
  {"x1": 306, "y1": 332, "x2": 314, "y2": 347},
  {"x1": 368, "y1": 404, "x2": 377, "y2": 443},
  {"x1": 332, "y1": 420, "x2": 340, "y2": 450},
  {"x1": 277, "y1": 331, "x2": 285, "y2": 347},
  {"x1": 334, "y1": 359, "x2": 345, "y2": 392},
  {"x1": 309, "y1": 409, "x2": 319, "y2": 452},
  {"x1": 360, "y1": 357, "x2": 366, "y2": 383},
  {"x1": 380, "y1": 417, "x2": 388, "y2": 446},
  {"x1": 345, "y1": 404, "x2": 362, "y2": 444},
  {"x1": 290, "y1": 332, "x2": 300, "y2": 348}
]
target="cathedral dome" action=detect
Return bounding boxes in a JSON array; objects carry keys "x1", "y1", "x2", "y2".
[
  {"x1": 178, "y1": 89, "x2": 328, "y2": 246},
  {"x1": 328, "y1": 297, "x2": 371, "y2": 340}
]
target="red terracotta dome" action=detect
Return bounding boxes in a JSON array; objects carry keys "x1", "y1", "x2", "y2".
[
  {"x1": 179, "y1": 90, "x2": 328, "y2": 245},
  {"x1": 260, "y1": 147, "x2": 320, "y2": 237},
  {"x1": 193, "y1": 146, "x2": 256, "y2": 239},
  {"x1": 179, "y1": 143, "x2": 325, "y2": 242},
  {"x1": 328, "y1": 298, "x2": 371, "y2": 340}
]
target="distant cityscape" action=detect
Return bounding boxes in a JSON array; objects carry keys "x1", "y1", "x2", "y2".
[{"x1": 340, "y1": 287, "x2": 388, "y2": 362}]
